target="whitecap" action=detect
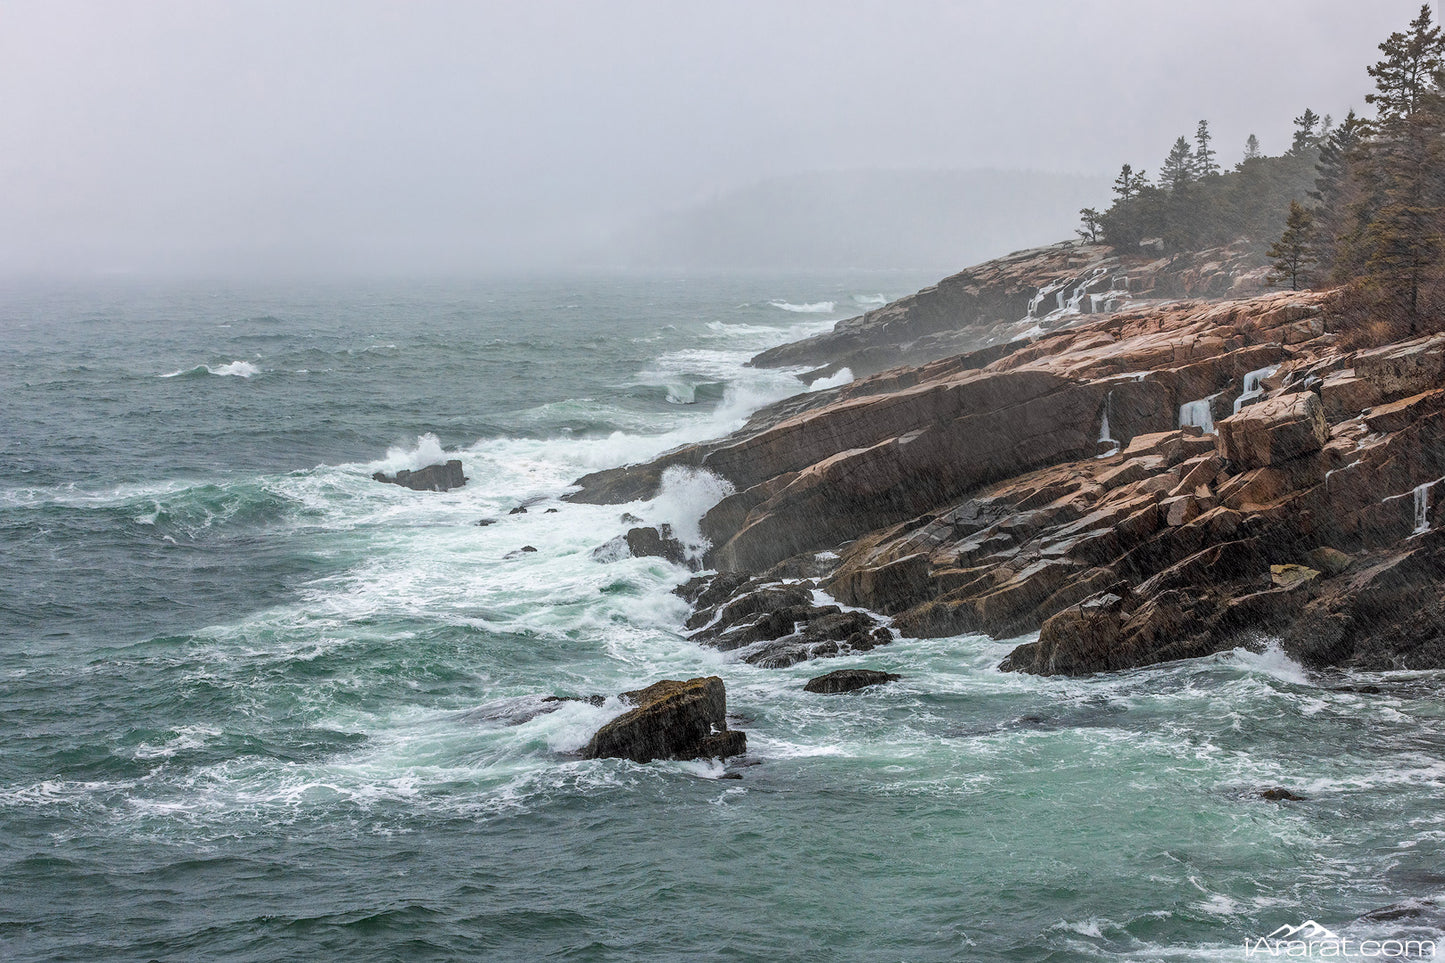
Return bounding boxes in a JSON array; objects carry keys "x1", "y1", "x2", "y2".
[
  {"x1": 768, "y1": 299, "x2": 836, "y2": 314},
  {"x1": 159, "y1": 360, "x2": 262, "y2": 379}
]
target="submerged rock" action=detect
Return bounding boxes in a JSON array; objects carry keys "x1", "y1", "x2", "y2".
[
  {"x1": 803, "y1": 669, "x2": 901, "y2": 693},
  {"x1": 1258, "y1": 787, "x2": 1308, "y2": 801},
  {"x1": 372, "y1": 459, "x2": 466, "y2": 492},
  {"x1": 582, "y1": 676, "x2": 746, "y2": 764}
]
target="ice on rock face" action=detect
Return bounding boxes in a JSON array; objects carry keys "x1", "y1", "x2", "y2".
[
  {"x1": 1097, "y1": 390, "x2": 1119, "y2": 455},
  {"x1": 1026, "y1": 267, "x2": 1116, "y2": 322},
  {"x1": 1179, "y1": 396, "x2": 1217, "y2": 435},
  {"x1": 1232, "y1": 365, "x2": 1279, "y2": 415}
]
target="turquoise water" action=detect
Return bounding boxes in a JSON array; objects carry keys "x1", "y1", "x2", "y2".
[{"x1": 2, "y1": 274, "x2": 1443, "y2": 962}]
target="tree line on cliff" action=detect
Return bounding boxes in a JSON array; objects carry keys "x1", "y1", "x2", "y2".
[{"x1": 1085, "y1": 4, "x2": 1445, "y2": 337}]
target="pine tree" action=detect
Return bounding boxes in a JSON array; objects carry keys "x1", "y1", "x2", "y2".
[
  {"x1": 1291, "y1": 108, "x2": 1322, "y2": 153},
  {"x1": 1242, "y1": 134, "x2": 1261, "y2": 161},
  {"x1": 1077, "y1": 208, "x2": 1104, "y2": 242},
  {"x1": 1112, "y1": 164, "x2": 1147, "y2": 201},
  {"x1": 1267, "y1": 201, "x2": 1318, "y2": 290},
  {"x1": 1309, "y1": 109, "x2": 1368, "y2": 278},
  {"x1": 1358, "y1": 3, "x2": 1445, "y2": 325},
  {"x1": 1160, "y1": 136, "x2": 1195, "y2": 190},
  {"x1": 1194, "y1": 120, "x2": 1218, "y2": 177},
  {"x1": 1367, "y1": 4, "x2": 1443, "y2": 118}
]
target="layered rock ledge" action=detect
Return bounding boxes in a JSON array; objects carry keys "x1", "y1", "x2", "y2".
[{"x1": 575, "y1": 241, "x2": 1445, "y2": 676}]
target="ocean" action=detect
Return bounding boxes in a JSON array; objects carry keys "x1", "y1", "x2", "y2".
[{"x1": 2, "y1": 273, "x2": 1443, "y2": 962}]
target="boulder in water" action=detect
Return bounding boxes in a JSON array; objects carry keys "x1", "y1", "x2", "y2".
[
  {"x1": 372, "y1": 459, "x2": 466, "y2": 492},
  {"x1": 803, "y1": 669, "x2": 901, "y2": 693},
  {"x1": 582, "y1": 676, "x2": 746, "y2": 763},
  {"x1": 625, "y1": 525, "x2": 693, "y2": 567}
]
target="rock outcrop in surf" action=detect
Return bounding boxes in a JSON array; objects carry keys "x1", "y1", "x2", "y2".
[
  {"x1": 373, "y1": 459, "x2": 467, "y2": 492},
  {"x1": 582, "y1": 676, "x2": 747, "y2": 763},
  {"x1": 573, "y1": 239, "x2": 1445, "y2": 677}
]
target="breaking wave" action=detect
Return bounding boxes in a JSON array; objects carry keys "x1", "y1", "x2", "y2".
[
  {"x1": 160, "y1": 360, "x2": 262, "y2": 379},
  {"x1": 768, "y1": 300, "x2": 836, "y2": 314}
]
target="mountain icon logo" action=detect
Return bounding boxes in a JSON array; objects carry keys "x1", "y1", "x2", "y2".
[{"x1": 1265, "y1": 921, "x2": 1341, "y2": 941}]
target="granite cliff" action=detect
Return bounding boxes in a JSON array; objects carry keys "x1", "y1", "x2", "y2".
[{"x1": 573, "y1": 241, "x2": 1445, "y2": 676}]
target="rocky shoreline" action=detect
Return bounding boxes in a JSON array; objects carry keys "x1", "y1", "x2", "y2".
[{"x1": 575, "y1": 240, "x2": 1445, "y2": 679}]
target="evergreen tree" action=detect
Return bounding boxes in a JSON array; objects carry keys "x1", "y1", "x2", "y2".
[
  {"x1": 1077, "y1": 208, "x2": 1104, "y2": 242},
  {"x1": 1358, "y1": 3, "x2": 1445, "y2": 324},
  {"x1": 1112, "y1": 163, "x2": 1147, "y2": 201},
  {"x1": 1159, "y1": 136, "x2": 1195, "y2": 190},
  {"x1": 1291, "y1": 108, "x2": 1321, "y2": 153},
  {"x1": 1195, "y1": 120, "x2": 1219, "y2": 176},
  {"x1": 1308, "y1": 109, "x2": 1368, "y2": 278},
  {"x1": 1366, "y1": 4, "x2": 1443, "y2": 117},
  {"x1": 1242, "y1": 134, "x2": 1261, "y2": 161},
  {"x1": 1267, "y1": 201, "x2": 1318, "y2": 290}
]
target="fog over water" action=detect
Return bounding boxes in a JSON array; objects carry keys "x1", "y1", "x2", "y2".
[{"x1": 0, "y1": 0, "x2": 1423, "y2": 276}]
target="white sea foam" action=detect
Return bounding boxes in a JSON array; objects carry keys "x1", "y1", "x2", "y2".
[
  {"x1": 377, "y1": 432, "x2": 451, "y2": 473},
  {"x1": 1230, "y1": 641, "x2": 1312, "y2": 687},
  {"x1": 768, "y1": 299, "x2": 836, "y2": 314},
  {"x1": 160, "y1": 359, "x2": 262, "y2": 378},
  {"x1": 852, "y1": 293, "x2": 887, "y2": 307},
  {"x1": 807, "y1": 367, "x2": 855, "y2": 391}
]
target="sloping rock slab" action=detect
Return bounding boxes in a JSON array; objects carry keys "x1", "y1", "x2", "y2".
[
  {"x1": 582, "y1": 676, "x2": 746, "y2": 763},
  {"x1": 373, "y1": 459, "x2": 466, "y2": 492}
]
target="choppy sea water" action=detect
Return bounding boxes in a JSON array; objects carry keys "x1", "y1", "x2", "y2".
[{"x1": 2, "y1": 274, "x2": 1443, "y2": 962}]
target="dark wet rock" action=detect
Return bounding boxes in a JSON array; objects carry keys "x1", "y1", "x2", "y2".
[
  {"x1": 503, "y1": 546, "x2": 539, "y2": 559},
  {"x1": 625, "y1": 525, "x2": 693, "y2": 568},
  {"x1": 372, "y1": 459, "x2": 466, "y2": 492},
  {"x1": 803, "y1": 668, "x2": 901, "y2": 693},
  {"x1": 1258, "y1": 787, "x2": 1307, "y2": 801},
  {"x1": 1358, "y1": 899, "x2": 1441, "y2": 924},
  {"x1": 543, "y1": 694, "x2": 607, "y2": 707},
  {"x1": 508, "y1": 505, "x2": 528, "y2": 515},
  {"x1": 582, "y1": 676, "x2": 746, "y2": 763},
  {"x1": 521, "y1": 546, "x2": 537, "y2": 553},
  {"x1": 676, "y1": 571, "x2": 755, "y2": 612},
  {"x1": 474, "y1": 518, "x2": 497, "y2": 527},
  {"x1": 620, "y1": 513, "x2": 643, "y2": 524},
  {"x1": 545, "y1": 508, "x2": 560, "y2": 514},
  {"x1": 677, "y1": 574, "x2": 893, "y2": 667},
  {"x1": 719, "y1": 772, "x2": 744, "y2": 780}
]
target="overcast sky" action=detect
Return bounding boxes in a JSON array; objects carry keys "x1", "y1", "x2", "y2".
[{"x1": 0, "y1": 0, "x2": 1428, "y2": 276}]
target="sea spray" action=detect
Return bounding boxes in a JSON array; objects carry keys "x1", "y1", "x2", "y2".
[
  {"x1": 380, "y1": 432, "x2": 451, "y2": 474},
  {"x1": 645, "y1": 466, "x2": 736, "y2": 558}
]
